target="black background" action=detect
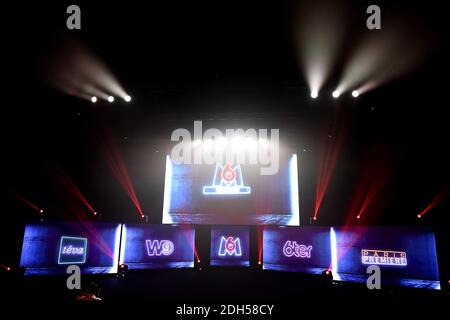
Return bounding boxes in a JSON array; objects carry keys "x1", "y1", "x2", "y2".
[{"x1": 1, "y1": 0, "x2": 449, "y2": 307}]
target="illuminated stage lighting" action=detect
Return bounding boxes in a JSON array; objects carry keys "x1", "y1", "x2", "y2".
[
  {"x1": 231, "y1": 136, "x2": 244, "y2": 150},
  {"x1": 258, "y1": 138, "x2": 267, "y2": 147},
  {"x1": 312, "y1": 216, "x2": 317, "y2": 221},
  {"x1": 203, "y1": 139, "x2": 214, "y2": 149},
  {"x1": 93, "y1": 211, "x2": 98, "y2": 216},
  {"x1": 356, "y1": 215, "x2": 361, "y2": 219},
  {"x1": 332, "y1": 91, "x2": 340, "y2": 98},
  {"x1": 310, "y1": 91, "x2": 318, "y2": 99},
  {"x1": 124, "y1": 95, "x2": 132, "y2": 102},
  {"x1": 245, "y1": 137, "x2": 257, "y2": 151},
  {"x1": 258, "y1": 261, "x2": 262, "y2": 265},
  {"x1": 107, "y1": 96, "x2": 115, "y2": 103},
  {"x1": 352, "y1": 90, "x2": 359, "y2": 98},
  {"x1": 6, "y1": 267, "x2": 11, "y2": 271},
  {"x1": 118, "y1": 263, "x2": 129, "y2": 277},
  {"x1": 417, "y1": 214, "x2": 422, "y2": 219},
  {"x1": 214, "y1": 137, "x2": 228, "y2": 151},
  {"x1": 321, "y1": 269, "x2": 333, "y2": 282},
  {"x1": 91, "y1": 96, "x2": 97, "y2": 103},
  {"x1": 39, "y1": 209, "x2": 44, "y2": 214},
  {"x1": 197, "y1": 259, "x2": 201, "y2": 263}
]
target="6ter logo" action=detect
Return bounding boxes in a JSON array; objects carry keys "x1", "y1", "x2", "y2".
[{"x1": 283, "y1": 241, "x2": 312, "y2": 258}]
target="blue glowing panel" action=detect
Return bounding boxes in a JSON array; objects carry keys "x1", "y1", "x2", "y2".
[
  {"x1": 120, "y1": 224, "x2": 195, "y2": 269},
  {"x1": 162, "y1": 152, "x2": 300, "y2": 226},
  {"x1": 210, "y1": 226, "x2": 250, "y2": 267},
  {"x1": 20, "y1": 222, "x2": 121, "y2": 275},
  {"x1": 333, "y1": 227, "x2": 440, "y2": 289},
  {"x1": 262, "y1": 227, "x2": 331, "y2": 274}
]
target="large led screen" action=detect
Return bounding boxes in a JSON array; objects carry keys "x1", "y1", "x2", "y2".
[
  {"x1": 333, "y1": 227, "x2": 440, "y2": 289},
  {"x1": 20, "y1": 222, "x2": 121, "y2": 275},
  {"x1": 263, "y1": 226, "x2": 440, "y2": 289},
  {"x1": 263, "y1": 226, "x2": 331, "y2": 274},
  {"x1": 120, "y1": 224, "x2": 195, "y2": 269},
  {"x1": 162, "y1": 151, "x2": 299, "y2": 226},
  {"x1": 210, "y1": 225, "x2": 250, "y2": 267}
]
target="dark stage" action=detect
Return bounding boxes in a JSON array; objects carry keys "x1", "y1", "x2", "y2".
[
  {"x1": 3, "y1": 269, "x2": 448, "y2": 314},
  {"x1": 2, "y1": 0, "x2": 450, "y2": 317}
]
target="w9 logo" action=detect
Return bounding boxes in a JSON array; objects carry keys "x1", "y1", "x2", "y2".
[{"x1": 146, "y1": 240, "x2": 175, "y2": 256}]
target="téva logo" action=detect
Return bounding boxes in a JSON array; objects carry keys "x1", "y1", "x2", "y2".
[
  {"x1": 203, "y1": 162, "x2": 251, "y2": 195},
  {"x1": 58, "y1": 236, "x2": 87, "y2": 264},
  {"x1": 146, "y1": 240, "x2": 175, "y2": 256},
  {"x1": 219, "y1": 236, "x2": 242, "y2": 256}
]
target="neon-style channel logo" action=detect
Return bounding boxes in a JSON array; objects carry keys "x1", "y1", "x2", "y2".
[
  {"x1": 361, "y1": 249, "x2": 407, "y2": 266},
  {"x1": 146, "y1": 240, "x2": 175, "y2": 256},
  {"x1": 58, "y1": 236, "x2": 88, "y2": 265},
  {"x1": 283, "y1": 241, "x2": 312, "y2": 258},
  {"x1": 219, "y1": 236, "x2": 242, "y2": 256},
  {"x1": 203, "y1": 162, "x2": 251, "y2": 195}
]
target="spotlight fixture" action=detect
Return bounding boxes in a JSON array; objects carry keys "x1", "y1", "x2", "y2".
[
  {"x1": 310, "y1": 91, "x2": 318, "y2": 99},
  {"x1": 107, "y1": 96, "x2": 115, "y2": 103},
  {"x1": 39, "y1": 209, "x2": 44, "y2": 214},
  {"x1": 332, "y1": 91, "x2": 340, "y2": 98},
  {"x1": 91, "y1": 96, "x2": 97, "y2": 103},
  {"x1": 118, "y1": 263, "x2": 129, "y2": 277},
  {"x1": 124, "y1": 95, "x2": 132, "y2": 102},
  {"x1": 417, "y1": 214, "x2": 421, "y2": 219},
  {"x1": 321, "y1": 269, "x2": 333, "y2": 282},
  {"x1": 356, "y1": 215, "x2": 361, "y2": 219},
  {"x1": 93, "y1": 211, "x2": 98, "y2": 216},
  {"x1": 352, "y1": 90, "x2": 359, "y2": 98},
  {"x1": 312, "y1": 216, "x2": 317, "y2": 221}
]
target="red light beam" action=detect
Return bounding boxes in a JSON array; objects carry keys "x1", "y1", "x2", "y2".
[
  {"x1": 15, "y1": 193, "x2": 44, "y2": 214},
  {"x1": 314, "y1": 109, "x2": 350, "y2": 220},
  {"x1": 98, "y1": 120, "x2": 144, "y2": 218},
  {"x1": 417, "y1": 189, "x2": 448, "y2": 219},
  {"x1": 51, "y1": 169, "x2": 97, "y2": 215}
]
